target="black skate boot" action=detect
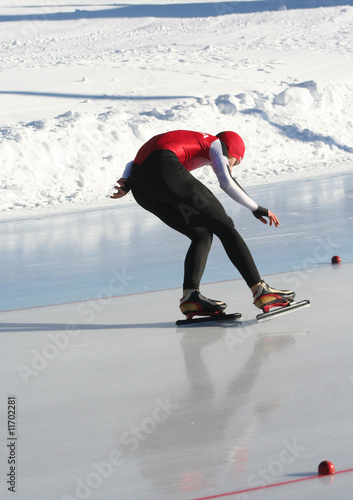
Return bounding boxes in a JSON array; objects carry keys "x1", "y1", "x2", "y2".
[
  {"x1": 253, "y1": 281, "x2": 295, "y2": 313},
  {"x1": 180, "y1": 289, "x2": 227, "y2": 320}
]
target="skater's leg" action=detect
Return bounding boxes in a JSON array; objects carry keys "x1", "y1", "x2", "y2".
[
  {"x1": 211, "y1": 219, "x2": 261, "y2": 288},
  {"x1": 130, "y1": 183, "x2": 212, "y2": 288},
  {"x1": 183, "y1": 227, "x2": 213, "y2": 290},
  {"x1": 193, "y1": 211, "x2": 295, "y2": 307}
]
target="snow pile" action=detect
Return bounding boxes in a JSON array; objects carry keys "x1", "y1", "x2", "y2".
[{"x1": 0, "y1": 1, "x2": 352, "y2": 218}]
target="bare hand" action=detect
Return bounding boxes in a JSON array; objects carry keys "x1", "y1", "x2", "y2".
[
  {"x1": 258, "y1": 210, "x2": 280, "y2": 227},
  {"x1": 110, "y1": 178, "x2": 128, "y2": 199}
]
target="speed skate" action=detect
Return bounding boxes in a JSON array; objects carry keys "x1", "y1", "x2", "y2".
[
  {"x1": 176, "y1": 312, "x2": 242, "y2": 326},
  {"x1": 256, "y1": 300, "x2": 310, "y2": 322}
]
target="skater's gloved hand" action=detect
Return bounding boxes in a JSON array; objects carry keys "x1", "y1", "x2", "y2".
[
  {"x1": 253, "y1": 206, "x2": 280, "y2": 227},
  {"x1": 110, "y1": 178, "x2": 131, "y2": 199}
]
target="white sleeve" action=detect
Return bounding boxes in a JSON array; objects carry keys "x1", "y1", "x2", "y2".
[
  {"x1": 209, "y1": 140, "x2": 258, "y2": 212},
  {"x1": 121, "y1": 161, "x2": 133, "y2": 179}
]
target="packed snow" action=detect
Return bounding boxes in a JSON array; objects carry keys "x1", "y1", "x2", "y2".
[{"x1": 0, "y1": 0, "x2": 353, "y2": 219}]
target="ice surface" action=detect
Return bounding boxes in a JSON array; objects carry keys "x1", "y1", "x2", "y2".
[
  {"x1": 1, "y1": 172, "x2": 353, "y2": 500},
  {"x1": 1, "y1": 172, "x2": 352, "y2": 311}
]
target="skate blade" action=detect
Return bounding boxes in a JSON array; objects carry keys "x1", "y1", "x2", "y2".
[
  {"x1": 176, "y1": 312, "x2": 242, "y2": 327},
  {"x1": 256, "y1": 300, "x2": 310, "y2": 322}
]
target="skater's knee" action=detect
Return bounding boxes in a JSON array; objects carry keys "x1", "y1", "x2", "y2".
[
  {"x1": 186, "y1": 226, "x2": 212, "y2": 243},
  {"x1": 207, "y1": 214, "x2": 235, "y2": 235}
]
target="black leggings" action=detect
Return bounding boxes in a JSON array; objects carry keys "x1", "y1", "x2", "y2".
[{"x1": 130, "y1": 150, "x2": 261, "y2": 290}]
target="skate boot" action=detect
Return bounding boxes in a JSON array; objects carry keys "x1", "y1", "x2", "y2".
[
  {"x1": 180, "y1": 289, "x2": 227, "y2": 320},
  {"x1": 253, "y1": 281, "x2": 295, "y2": 313}
]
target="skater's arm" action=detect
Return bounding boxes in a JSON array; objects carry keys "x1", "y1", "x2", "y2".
[
  {"x1": 210, "y1": 141, "x2": 279, "y2": 227},
  {"x1": 210, "y1": 141, "x2": 258, "y2": 211}
]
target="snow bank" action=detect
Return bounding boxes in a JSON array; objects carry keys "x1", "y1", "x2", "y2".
[
  {"x1": 1, "y1": 80, "x2": 352, "y2": 217},
  {"x1": 0, "y1": 1, "x2": 352, "y2": 218}
]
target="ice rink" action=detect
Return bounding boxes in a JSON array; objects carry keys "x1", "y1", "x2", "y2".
[{"x1": 1, "y1": 172, "x2": 353, "y2": 500}]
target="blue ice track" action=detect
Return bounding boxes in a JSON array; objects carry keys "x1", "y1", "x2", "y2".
[{"x1": 0, "y1": 172, "x2": 352, "y2": 311}]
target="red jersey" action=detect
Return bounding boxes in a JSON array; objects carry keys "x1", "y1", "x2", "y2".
[{"x1": 133, "y1": 130, "x2": 219, "y2": 171}]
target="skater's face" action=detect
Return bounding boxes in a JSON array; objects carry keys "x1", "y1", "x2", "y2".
[{"x1": 228, "y1": 156, "x2": 241, "y2": 171}]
